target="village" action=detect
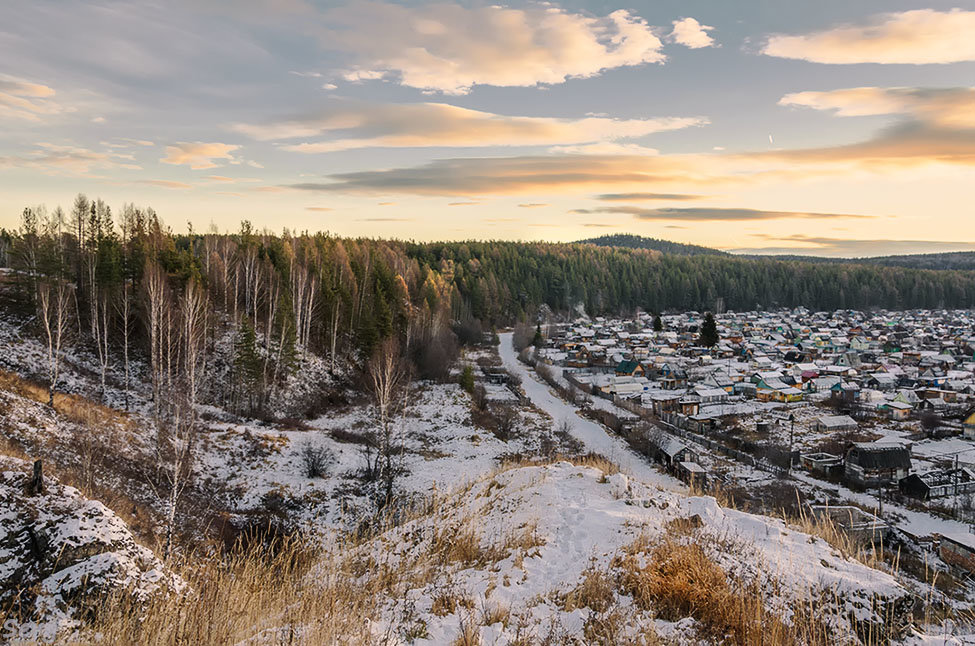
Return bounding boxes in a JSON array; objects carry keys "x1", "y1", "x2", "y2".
[{"x1": 522, "y1": 308, "x2": 975, "y2": 580}]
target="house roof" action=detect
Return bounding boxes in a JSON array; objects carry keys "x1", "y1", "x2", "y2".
[{"x1": 847, "y1": 444, "x2": 912, "y2": 470}]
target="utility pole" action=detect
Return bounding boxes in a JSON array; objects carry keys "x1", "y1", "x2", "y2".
[{"x1": 789, "y1": 413, "x2": 796, "y2": 472}]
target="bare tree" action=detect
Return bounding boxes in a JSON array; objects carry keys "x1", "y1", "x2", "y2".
[
  {"x1": 147, "y1": 279, "x2": 208, "y2": 559},
  {"x1": 492, "y1": 404, "x2": 519, "y2": 441},
  {"x1": 37, "y1": 278, "x2": 73, "y2": 407},
  {"x1": 367, "y1": 337, "x2": 410, "y2": 508}
]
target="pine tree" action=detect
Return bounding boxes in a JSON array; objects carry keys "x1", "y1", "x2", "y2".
[
  {"x1": 699, "y1": 312, "x2": 719, "y2": 347},
  {"x1": 459, "y1": 364, "x2": 475, "y2": 393},
  {"x1": 532, "y1": 323, "x2": 544, "y2": 347},
  {"x1": 234, "y1": 317, "x2": 262, "y2": 413},
  {"x1": 652, "y1": 314, "x2": 663, "y2": 332}
]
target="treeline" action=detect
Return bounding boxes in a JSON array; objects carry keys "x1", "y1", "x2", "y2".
[
  {"x1": 406, "y1": 240, "x2": 975, "y2": 320},
  {"x1": 1, "y1": 197, "x2": 469, "y2": 422}
]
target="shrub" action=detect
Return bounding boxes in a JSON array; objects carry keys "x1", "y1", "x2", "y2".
[{"x1": 298, "y1": 442, "x2": 333, "y2": 479}]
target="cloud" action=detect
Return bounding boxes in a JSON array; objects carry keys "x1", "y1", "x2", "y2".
[
  {"x1": 285, "y1": 154, "x2": 722, "y2": 196},
  {"x1": 595, "y1": 192, "x2": 704, "y2": 201},
  {"x1": 305, "y1": 206, "x2": 333, "y2": 212},
  {"x1": 204, "y1": 175, "x2": 236, "y2": 182},
  {"x1": 779, "y1": 86, "x2": 975, "y2": 128},
  {"x1": 162, "y1": 142, "x2": 239, "y2": 169},
  {"x1": 547, "y1": 142, "x2": 661, "y2": 155},
  {"x1": 289, "y1": 70, "x2": 322, "y2": 78},
  {"x1": 233, "y1": 101, "x2": 705, "y2": 152},
  {"x1": 518, "y1": 203, "x2": 548, "y2": 208},
  {"x1": 571, "y1": 206, "x2": 874, "y2": 221},
  {"x1": 0, "y1": 143, "x2": 126, "y2": 175},
  {"x1": 322, "y1": 2, "x2": 666, "y2": 94},
  {"x1": 0, "y1": 75, "x2": 64, "y2": 121},
  {"x1": 670, "y1": 18, "x2": 716, "y2": 49},
  {"x1": 731, "y1": 235, "x2": 975, "y2": 258},
  {"x1": 136, "y1": 179, "x2": 193, "y2": 190},
  {"x1": 762, "y1": 9, "x2": 975, "y2": 64},
  {"x1": 447, "y1": 201, "x2": 478, "y2": 206}
]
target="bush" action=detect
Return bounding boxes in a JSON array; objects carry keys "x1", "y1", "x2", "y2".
[
  {"x1": 298, "y1": 442, "x2": 334, "y2": 479},
  {"x1": 491, "y1": 404, "x2": 519, "y2": 441}
]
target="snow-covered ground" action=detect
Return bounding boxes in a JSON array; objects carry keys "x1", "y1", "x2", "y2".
[
  {"x1": 499, "y1": 333, "x2": 683, "y2": 492},
  {"x1": 361, "y1": 460, "x2": 928, "y2": 644}
]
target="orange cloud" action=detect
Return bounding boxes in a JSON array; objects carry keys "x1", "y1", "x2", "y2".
[
  {"x1": 780, "y1": 86, "x2": 975, "y2": 128},
  {"x1": 763, "y1": 9, "x2": 975, "y2": 64},
  {"x1": 0, "y1": 75, "x2": 63, "y2": 121},
  {"x1": 324, "y1": 3, "x2": 666, "y2": 94},
  {"x1": 670, "y1": 17, "x2": 716, "y2": 49},
  {"x1": 162, "y1": 141, "x2": 239, "y2": 169},
  {"x1": 571, "y1": 206, "x2": 874, "y2": 221},
  {"x1": 234, "y1": 101, "x2": 705, "y2": 152}
]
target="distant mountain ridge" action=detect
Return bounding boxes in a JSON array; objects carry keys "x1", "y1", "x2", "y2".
[
  {"x1": 582, "y1": 234, "x2": 975, "y2": 271},
  {"x1": 576, "y1": 234, "x2": 727, "y2": 256}
]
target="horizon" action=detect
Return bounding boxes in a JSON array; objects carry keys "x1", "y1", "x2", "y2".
[{"x1": 3, "y1": 1, "x2": 975, "y2": 257}]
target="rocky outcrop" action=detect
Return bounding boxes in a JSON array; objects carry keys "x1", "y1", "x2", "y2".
[{"x1": 0, "y1": 457, "x2": 181, "y2": 642}]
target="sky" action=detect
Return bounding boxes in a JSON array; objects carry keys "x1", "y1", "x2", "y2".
[{"x1": 1, "y1": 0, "x2": 974, "y2": 257}]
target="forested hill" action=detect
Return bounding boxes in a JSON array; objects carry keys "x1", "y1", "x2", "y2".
[
  {"x1": 407, "y1": 241, "x2": 975, "y2": 320},
  {"x1": 743, "y1": 251, "x2": 975, "y2": 271},
  {"x1": 576, "y1": 233, "x2": 725, "y2": 256},
  {"x1": 861, "y1": 252, "x2": 975, "y2": 271}
]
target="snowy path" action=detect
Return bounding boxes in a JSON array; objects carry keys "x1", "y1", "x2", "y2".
[{"x1": 498, "y1": 333, "x2": 683, "y2": 491}]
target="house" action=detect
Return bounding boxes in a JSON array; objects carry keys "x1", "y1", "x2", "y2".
[
  {"x1": 964, "y1": 410, "x2": 975, "y2": 438},
  {"x1": 653, "y1": 435, "x2": 697, "y2": 468},
  {"x1": 830, "y1": 381, "x2": 861, "y2": 403},
  {"x1": 866, "y1": 373, "x2": 897, "y2": 391},
  {"x1": 814, "y1": 415, "x2": 858, "y2": 433},
  {"x1": 940, "y1": 534, "x2": 975, "y2": 574},
  {"x1": 844, "y1": 443, "x2": 912, "y2": 487},
  {"x1": 878, "y1": 401, "x2": 913, "y2": 421},
  {"x1": 899, "y1": 468, "x2": 975, "y2": 500},
  {"x1": 615, "y1": 359, "x2": 644, "y2": 377},
  {"x1": 809, "y1": 505, "x2": 887, "y2": 543}
]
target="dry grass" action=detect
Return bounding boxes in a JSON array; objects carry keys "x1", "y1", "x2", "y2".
[
  {"x1": 561, "y1": 561, "x2": 616, "y2": 613},
  {"x1": 85, "y1": 539, "x2": 377, "y2": 645},
  {"x1": 0, "y1": 369, "x2": 131, "y2": 428},
  {"x1": 614, "y1": 535, "x2": 840, "y2": 646}
]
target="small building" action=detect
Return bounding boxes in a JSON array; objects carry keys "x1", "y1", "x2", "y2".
[
  {"x1": 878, "y1": 401, "x2": 912, "y2": 421},
  {"x1": 940, "y1": 533, "x2": 975, "y2": 574},
  {"x1": 800, "y1": 452, "x2": 843, "y2": 476},
  {"x1": 810, "y1": 505, "x2": 887, "y2": 543},
  {"x1": 814, "y1": 415, "x2": 858, "y2": 434},
  {"x1": 654, "y1": 435, "x2": 697, "y2": 468},
  {"x1": 963, "y1": 410, "x2": 975, "y2": 438},
  {"x1": 844, "y1": 443, "x2": 912, "y2": 487},
  {"x1": 615, "y1": 359, "x2": 644, "y2": 377},
  {"x1": 677, "y1": 460, "x2": 707, "y2": 486},
  {"x1": 899, "y1": 468, "x2": 975, "y2": 500}
]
